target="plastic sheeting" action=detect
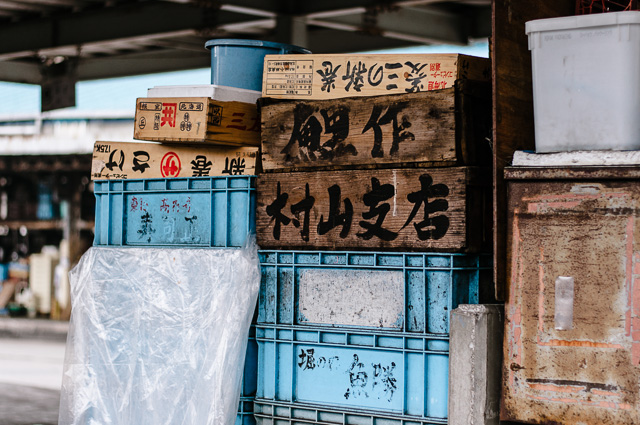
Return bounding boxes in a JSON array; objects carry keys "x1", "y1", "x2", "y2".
[{"x1": 59, "y1": 242, "x2": 260, "y2": 425}]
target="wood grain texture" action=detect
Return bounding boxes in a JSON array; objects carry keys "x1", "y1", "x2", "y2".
[
  {"x1": 257, "y1": 167, "x2": 490, "y2": 252},
  {"x1": 134, "y1": 97, "x2": 260, "y2": 146},
  {"x1": 260, "y1": 80, "x2": 491, "y2": 172},
  {"x1": 91, "y1": 141, "x2": 258, "y2": 180},
  {"x1": 492, "y1": 0, "x2": 575, "y2": 301},
  {"x1": 262, "y1": 54, "x2": 490, "y2": 100}
]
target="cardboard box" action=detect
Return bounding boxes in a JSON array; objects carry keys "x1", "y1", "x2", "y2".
[
  {"x1": 260, "y1": 80, "x2": 491, "y2": 172},
  {"x1": 262, "y1": 53, "x2": 490, "y2": 100},
  {"x1": 91, "y1": 141, "x2": 259, "y2": 180},
  {"x1": 133, "y1": 97, "x2": 260, "y2": 146}
]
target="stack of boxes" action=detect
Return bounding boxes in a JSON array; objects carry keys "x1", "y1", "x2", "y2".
[
  {"x1": 91, "y1": 80, "x2": 263, "y2": 425},
  {"x1": 254, "y1": 53, "x2": 493, "y2": 424},
  {"x1": 88, "y1": 40, "x2": 312, "y2": 425}
]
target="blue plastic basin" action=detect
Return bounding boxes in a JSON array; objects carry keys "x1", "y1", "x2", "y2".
[{"x1": 205, "y1": 39, "x2": 311, "y2": 91}]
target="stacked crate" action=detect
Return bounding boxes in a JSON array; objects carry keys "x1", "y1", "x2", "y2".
[
  {"x1": 255, "y1": 54, "x2": 493, "y2": 424},
  {"x1": 91, "y1": 85, "x2": 263, "y2": 425}
]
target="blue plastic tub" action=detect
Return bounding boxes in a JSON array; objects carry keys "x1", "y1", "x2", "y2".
[
  {"x1": 93, "y1": 177, "x2": 255, "y2": 248},
  {"x1": 204, "y1": 39, "x2": 310, "y2": 91}
]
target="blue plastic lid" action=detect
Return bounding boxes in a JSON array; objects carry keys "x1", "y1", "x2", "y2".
[{"x1": 204, "y1": 38, "x2": 311, "y2": 54}]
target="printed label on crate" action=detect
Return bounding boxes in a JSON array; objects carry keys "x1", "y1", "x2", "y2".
[
  {"x1": 262, "y1": 54, "x2": 490, "y2": 99},
  {"x1": 134, "y1": 97, "x2": 260, "y2": 146},
  {"x1": 257, "y1": 168, "x2": 475, "y2": 251},
  {"x1": 91, "y1": 141, "x2": 258, "y2": 180},
  {"x1": 261, "y1": 89, "x2": 462, "y2": 171}
]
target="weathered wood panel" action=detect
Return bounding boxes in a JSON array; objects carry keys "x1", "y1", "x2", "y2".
[
  {"x1": 492, "y1": 0, "x2": 575, "y2": 301},
  {"x1": 257, "y1": 167, "x2": 490, "y2": 252},
  {"x1": 262, "y1": 53, "x2": 490, "y2": 100},
  {"x1": 503, "y1": 169, "x2": 640, "y2": 424},
  {"x1": 134, "y1": 97, "x2": 259, "y2": 146},
  {"x1": 91, "y1": 141, "x2": 258, "y2": 180},
  {"x1": 260, "y1": 81, "x2": 491, "y2": 172}
]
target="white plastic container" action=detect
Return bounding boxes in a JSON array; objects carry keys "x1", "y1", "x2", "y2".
[
  {"x1": 526, "y1": 12, "x2": 640, "y2": 152},
  {"x1": 146, "y1": 84, "x2": 261, "y2": 103}
]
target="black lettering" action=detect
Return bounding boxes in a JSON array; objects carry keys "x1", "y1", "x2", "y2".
[
  {"x1": 402, "y1": 174, "x2": 450, "y2": 240},
  {"x1": 357, "y1": 178, "x2": 398, "y2": 241}
]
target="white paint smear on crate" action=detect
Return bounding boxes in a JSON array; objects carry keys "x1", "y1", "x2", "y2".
[{"x1": 298, "y1": 268, "x2": 404, "y2": 328}]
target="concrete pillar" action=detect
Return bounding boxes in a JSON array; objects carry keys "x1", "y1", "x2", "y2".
[{"x1": 449, "y1": 304, "x2": 504, "y2": 425}]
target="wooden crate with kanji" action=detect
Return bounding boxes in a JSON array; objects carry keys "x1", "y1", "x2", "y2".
[
  {"x1": 91, "y1": 141, "x2": 259, "y2": 180},
  {"x1": 261, "y1": 53, "x2": 490, "y2": 100},
  {"x1": 133, "y1": 97, "x2": 260, "y2": 146},
  {"x1": 256, "y1": 166, "x2": 491, "y2": 252},
  {"x1": 259, "y1": 80, "x2": 491, "y2": 172}
]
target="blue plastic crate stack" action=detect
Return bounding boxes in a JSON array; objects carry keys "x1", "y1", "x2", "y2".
[
  {"x1": 90, "y1": 84, "x2": 264, "y2": 424},
  {"x1": 254, "y1": 53, "x2": 493, "y2": 425}
]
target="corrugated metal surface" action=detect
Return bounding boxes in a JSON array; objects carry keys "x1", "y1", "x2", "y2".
[{"x1": 502, "y1": 167, "x2": 640, "y2": 424}]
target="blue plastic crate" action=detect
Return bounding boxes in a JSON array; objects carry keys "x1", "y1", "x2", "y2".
[
  {"x1": 236, "y1": 323, "x2": 258, "y2": 425},
  {"x1": 256, "y1": 326, "x2": 450, "y2": 421},
  {"x1": 258, "y1": 251, "x2": 489, "y2": 334},
  {"x1": 236, "y1": 397, "x2": 256, "y2": 425},
  {"x1": 93, "y1": 177, "x2": 255, "y2": 248},
  {"x1": 254, "y1": 400, "x2": 447, "y2": 425},
  {"x1": 255, "y1": 251, "x2": 490, "y2": 422},
  {"x1": 241, "y1": 325, "x2": 258, "y2": 398}
]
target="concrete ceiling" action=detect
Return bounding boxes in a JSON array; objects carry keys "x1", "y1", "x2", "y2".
[{"x1": 0, "y1": 0, "x2": 491, "y2": 85}]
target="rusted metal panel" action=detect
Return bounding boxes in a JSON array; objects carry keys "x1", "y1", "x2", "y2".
[{"x1": 502, "y1": 173, "x2": 640, "y2": 424}]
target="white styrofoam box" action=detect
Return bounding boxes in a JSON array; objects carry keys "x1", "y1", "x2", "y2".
[
  {"x1": 146, "y1": 84, "x2": 261, "y2": 103},
  {"x1": 512, "y1": 149, "x2": 640, "y2": 166},
  {"x1": 526, "y1": 11, "x2": 640, "y2": 153}
]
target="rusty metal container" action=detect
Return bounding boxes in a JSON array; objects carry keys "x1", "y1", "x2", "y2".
[{"x1": 502, "y1": 166, "x2": 640, "y2": 424}]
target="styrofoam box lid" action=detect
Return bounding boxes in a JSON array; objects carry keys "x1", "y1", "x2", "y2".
[
  {"x1": 526, "y1": 10, "x2": 640, "y2": 35},
  {"x1": 146, "y1": 84, "x2": 261, "y2": 103}
]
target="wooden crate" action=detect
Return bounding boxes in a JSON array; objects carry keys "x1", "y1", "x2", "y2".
[
  {"x1": 262, "y1": 53, "x2": 490, "y2": 100},
  {"x1": 133, "y1": 97, "x2": 259, "y2": 146},
  {"x1": 91, "y1": 141, "x2": 259, "y2": 180},
  {"x1": 257, "y1": 167, "x2": 490, "y2": 252},
  {"x1": 260, "y1": 80, "x2": 491, "y2": 172},
  {"x1": 503, "y1": 166, "x2": 640, "y2": 425}
]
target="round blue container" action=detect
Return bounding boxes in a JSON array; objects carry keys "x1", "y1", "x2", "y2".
[{"x1": 204, "y1": 39, "x2": 311, "y2": 92}]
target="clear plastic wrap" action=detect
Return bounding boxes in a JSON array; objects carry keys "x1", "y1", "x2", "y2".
[{"x1": 59, "y1": 241, "x2": 260, "y2": 425}]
